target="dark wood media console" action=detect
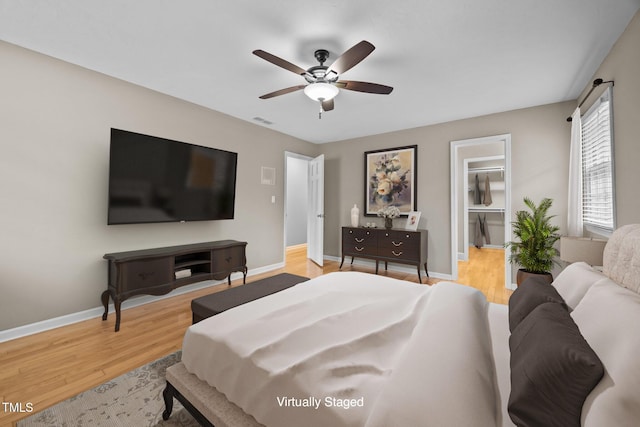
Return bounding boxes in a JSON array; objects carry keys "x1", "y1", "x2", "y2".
[{"x1": 102, "y1": 240, "x2": 247, "y2": 332}]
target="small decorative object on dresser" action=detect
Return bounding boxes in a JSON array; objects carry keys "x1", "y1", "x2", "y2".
[
  {"x1": 405, "y1": 211, "x2": 421, "y2": 231},
  {"x1": 350, "y1": 204, "x2": 360, "y2": 227},
  {"x1": 340, "y1": 226, "x2": 429, "y2": 282},
  {"x1": 377, "y1": 205, "x2": 400, "y2": 229}
]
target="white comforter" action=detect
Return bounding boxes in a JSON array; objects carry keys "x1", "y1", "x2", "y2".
[{"x1": 182, "y1": 272, "x2": 501, "y2": 427}]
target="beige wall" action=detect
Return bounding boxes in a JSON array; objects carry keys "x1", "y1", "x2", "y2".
[
  {"x1": 0, "y1": 41, "x2": 319, "y2": 330},
  {"x1": 320, "y1": 101, "x2": 574, "y2": 277},
  {"x1": 576, "y1": 11, "x2": 640, "y2": 228}
]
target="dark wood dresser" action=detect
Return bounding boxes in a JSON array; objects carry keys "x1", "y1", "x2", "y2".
[
  {"x1": 102, "y1": 240, "x2": 247, "y2": 331},
  {"x1": 340, "y1": 227, "x2": 428, "y2": 283}
]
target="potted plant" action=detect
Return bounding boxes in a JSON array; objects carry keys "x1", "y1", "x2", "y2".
[{"x1": 506, "y1": 197, "x2": 561, "y2": 286}]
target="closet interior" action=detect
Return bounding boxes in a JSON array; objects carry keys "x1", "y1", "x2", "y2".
[{"x1": 465, "y1": 155, "x2": 505, "y2": 254}]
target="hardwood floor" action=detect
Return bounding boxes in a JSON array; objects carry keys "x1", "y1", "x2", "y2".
[{"x1": 0, "y1": 245, "x2": 510, "y2": 426}]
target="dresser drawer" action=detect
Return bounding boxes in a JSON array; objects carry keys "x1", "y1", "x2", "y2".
[
  {"x1": 212, "y1": 245, "x2": 246, "y2": 275},
  {"x1": 342, "y1": 228, "x2": 377, "y2": 256},
  {"x1": 378, "y1": 230, "x2": 420, "y2": 250},
  {"x1": 377, "y1": 245, "x2": 420, "y2": 262}
]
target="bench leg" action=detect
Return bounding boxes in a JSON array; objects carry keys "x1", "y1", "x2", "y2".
[
  {"x1": 163, "y1": 380, "x2": 215, "y2": 426},
  {"x1": 162, "y1": 381, "x2": 175, "y2": 420}
]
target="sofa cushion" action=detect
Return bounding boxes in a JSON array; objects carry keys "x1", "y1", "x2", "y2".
[
  {"x1": 508, "y1": 276, "x2": 568, "y2": 332},
  {"x1": 508, "y1": 302, "x2": 604, "y2": 427}
]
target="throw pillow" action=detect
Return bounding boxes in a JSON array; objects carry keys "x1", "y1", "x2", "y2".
[
  {"x1": 508, "y1": 276, "x2": 568, "y2": 332},
  {"x1": 508, "y1": 302, "x2": 604, "y2": 427}
]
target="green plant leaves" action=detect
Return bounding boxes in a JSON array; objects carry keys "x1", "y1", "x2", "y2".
[{"x1": 506, "y1": 197, "x2": 560, "y2": 274}]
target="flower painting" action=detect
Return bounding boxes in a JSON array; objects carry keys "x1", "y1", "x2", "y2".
[{"x1": 365, "y1": 145, "x2": 417, "y2": 216}]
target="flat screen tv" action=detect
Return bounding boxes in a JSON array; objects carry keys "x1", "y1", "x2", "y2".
[{"x1": 107, "y1": 128, "x2": 237, "y2": 225}]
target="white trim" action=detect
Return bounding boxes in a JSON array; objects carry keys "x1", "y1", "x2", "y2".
[
  {"x1": 0, "y1": 262, "x2": 284, "y2": 343},
  {"x1": 450, "y1": 134, "x2": 512, "y2": 289}
]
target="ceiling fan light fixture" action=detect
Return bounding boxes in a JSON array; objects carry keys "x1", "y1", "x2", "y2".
[{"x1": 304, "y1": 82, "x2": 339, "y2": 102}]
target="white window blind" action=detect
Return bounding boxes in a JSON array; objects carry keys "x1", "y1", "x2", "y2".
[{"x1": 581, "y1": 87, "x2": 615, "y2": 231}]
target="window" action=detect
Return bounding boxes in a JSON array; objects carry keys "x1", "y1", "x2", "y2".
[{"x1": 581, "y1": 87, "x2": 615, "y2": 232}]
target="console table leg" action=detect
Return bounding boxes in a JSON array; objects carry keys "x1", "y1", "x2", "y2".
[
  {"x1": 101, "y1": 290, "x2": 110, "y2": 321},
  {"x1": 339, "y1": 255, "x2": 345, "y2": 269},
  {"x1": 417, "y1": 268, "x2": 422, "y2": 284},
  {"x1": 114, "y1": 300, "x2": 122, "y2": 332},
  {"x1": 424, "y1": 261, "x2": 429, "y2": 278}
]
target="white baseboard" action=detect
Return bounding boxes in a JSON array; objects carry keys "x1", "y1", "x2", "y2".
[
  {"x1": 324, "y1": 255, "x2": 452, "y2": 281},
  {"x1": 0, "y1": 262, "x2": 285, "y2": 343}
]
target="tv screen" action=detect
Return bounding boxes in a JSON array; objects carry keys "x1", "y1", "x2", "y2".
[{"x1": 107, "y1": 129, "x2": 237, "y2": 225}]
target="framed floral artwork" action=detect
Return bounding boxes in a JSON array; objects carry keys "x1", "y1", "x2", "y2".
[{"x1": 364, "y1": 145, "x2": 417, "y2": 216}]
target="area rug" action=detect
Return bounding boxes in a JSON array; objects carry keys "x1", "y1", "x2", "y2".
[{"x1": 18, "y1": 351, "x2": 199, "y2": 427}]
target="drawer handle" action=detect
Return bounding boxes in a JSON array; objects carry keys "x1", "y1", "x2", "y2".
[
  {"x1": 355, "y1": 247, "x2": 364, "y2": 252},
  {"x1": 392, "y1": 241, "x2": 403, "y2": 247},
  {"x1": 355, "y1": 238, "x2": 364, "y2": 243},
  {"x1": 392, "y1": 251, "x2": 403, "y2": 257}
]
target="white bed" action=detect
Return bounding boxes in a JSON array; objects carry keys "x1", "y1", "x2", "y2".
[{"x1": 165, "y1": 224, "x2": 640, "y2": 427}]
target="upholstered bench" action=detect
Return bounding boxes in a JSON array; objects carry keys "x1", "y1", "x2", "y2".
[{"x1": 191, "y1": 273, "x2": 309, "y2": 324}]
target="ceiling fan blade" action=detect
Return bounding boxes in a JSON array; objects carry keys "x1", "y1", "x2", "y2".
[
  {"x1": 326, "y1": 40, "x2": 375, "y2": 76},
  {"x1": 337, "y1": 80, "x2": 393, "y2": 94},
  {"x1": 259, "y1": 85, "x2": 306, "y2": 99},
  {"x1": 253, "y1": 49, "x2": 307, "y2": 76},
  {"x1": 322, "y1": 99, "x2": 334, "y2": 112}
]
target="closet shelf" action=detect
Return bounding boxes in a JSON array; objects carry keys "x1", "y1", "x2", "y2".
[{"x1": 468, "y1": 166, "x2": 504, "y2": 174}]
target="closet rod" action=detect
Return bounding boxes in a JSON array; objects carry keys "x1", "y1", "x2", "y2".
[
  {"x1": 566, "y1": 78, "x2": 614, "y2": 122},
  {"x1": 468, "y1": 166, "x2": 504, "y2": 173}
]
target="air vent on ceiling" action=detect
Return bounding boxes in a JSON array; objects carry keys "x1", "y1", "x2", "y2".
[{"x1": 253, "y1": 117, "x2": 273, "y2": 125}]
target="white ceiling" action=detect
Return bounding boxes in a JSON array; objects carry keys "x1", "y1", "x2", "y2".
[{"x1": 1, "y1": 0, "x2": 638, "y2": 144}]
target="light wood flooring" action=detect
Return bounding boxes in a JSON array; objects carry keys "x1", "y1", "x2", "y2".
[{"x1": 0, "y1": 244, "x2": 510, "y2": 426}]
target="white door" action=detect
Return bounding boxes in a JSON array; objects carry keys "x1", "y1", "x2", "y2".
[{"x1": 307, "y1": 154, "x2": 324, "y2": 266}]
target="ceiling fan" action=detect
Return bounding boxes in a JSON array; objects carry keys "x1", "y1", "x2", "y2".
[{"x1": 253, "y1": 40, "x2": 393, "y2": 117}]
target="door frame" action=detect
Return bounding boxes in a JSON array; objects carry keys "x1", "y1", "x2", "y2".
[
  {"x1": 284, "y1": 151, "x2": 325, "y2": 265},
  {"x1": 450, "y1": 134, "x2": 513, "y2": 290}
]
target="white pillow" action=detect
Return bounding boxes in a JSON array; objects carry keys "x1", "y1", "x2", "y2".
[
  {"x1": 571, "y1": 278, "x2": 640, "y2": 427},
  {"x1": 552, "y1": 262, "x2": 607, "y2": 309}
]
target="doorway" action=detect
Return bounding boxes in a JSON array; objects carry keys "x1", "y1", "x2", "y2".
[
  {"x1": 450, "y1": 134, "x2": 513, "y2": 290},
  {"x1": 284, "y1": 152, "x2": 325, "y2": 267}
]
